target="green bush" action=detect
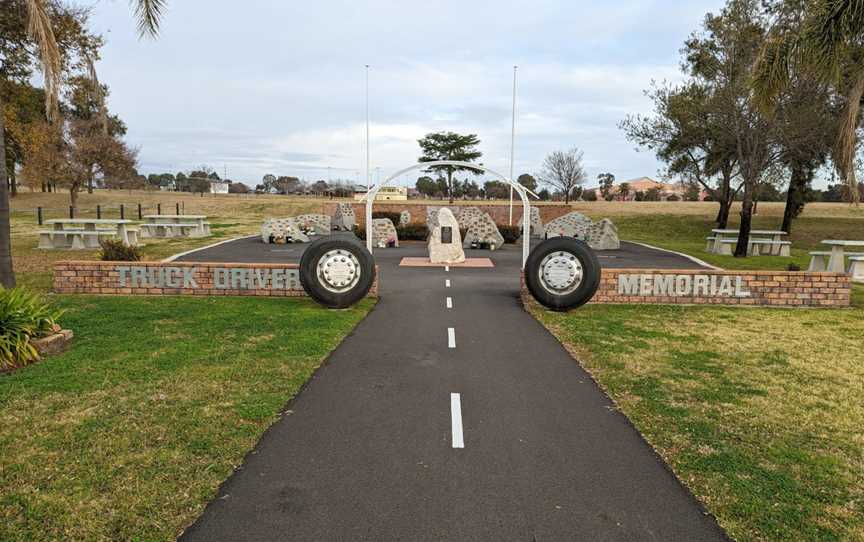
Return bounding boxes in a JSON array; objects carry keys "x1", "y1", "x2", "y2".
[
  {"x1": 371, "y1": 212, "x2": 402, "y2": 225},
  {"x1": 99, "y1": 238, "x2": 142, "y2": 261},
  {"x1": 396, "y1": 223, "x2": 428, "y2": 240},
  {"x1": 0, "y1": 288, "x2": 63, "y2": 371},
  {"x1": 498, "y1": 225, "x2": 522, "y2": 244}
]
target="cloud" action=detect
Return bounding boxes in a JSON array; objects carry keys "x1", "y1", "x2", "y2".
[{"x1": 89, "y1": 0, "x2": 726, "y2": 186}]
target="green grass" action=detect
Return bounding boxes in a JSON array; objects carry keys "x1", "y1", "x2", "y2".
[
  {"x1": 604, "y1": 213, "x2": 864, "y2": 271},
  {"x1": 0, "y1": 295, "x2": 373, "y2": 541},
  {"x1": 529, "y1": 297, "x2": 864, "y2": 541}
]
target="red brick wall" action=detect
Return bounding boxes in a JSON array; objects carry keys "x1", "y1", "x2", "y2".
[
  {"x1": 53, "y1": 261, "x2": 379, "y2": 298},
  {"x1": 522, "y1": 268, "x2": 851, "y2": 307},
  {"x1": 322, "y1": 202, "x2": 573, "y2": 227}
]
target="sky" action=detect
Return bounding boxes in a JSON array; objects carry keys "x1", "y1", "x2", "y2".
[{"x1": 87, "y1": 0, "x2": 728, "y2": 189}]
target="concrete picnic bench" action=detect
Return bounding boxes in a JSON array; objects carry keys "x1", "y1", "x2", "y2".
[
  {"x1": 38, "y1": 219, "x2": 139, "y2": 250},
  {"x1": 140, "y1": 215, "x2": 211, "y2": 238},
  {"x1": 808, "y1": 240, "x2": 864, "y2": 275},
  {"x1": 707, "y1": 229, "x2": 790, "y2": 256}
]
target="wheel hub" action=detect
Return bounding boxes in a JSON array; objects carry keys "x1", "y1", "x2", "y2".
[
  {"x1": 539, "y1": 251, "x2": 583, "y2": 295},
  {"x1": 317, "y1": 249, "x2": 361, "y2": 293}
]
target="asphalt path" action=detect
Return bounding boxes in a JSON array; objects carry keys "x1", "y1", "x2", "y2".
[{"x1": 179, "y1": 238, "x2": 727, "y2": 541}]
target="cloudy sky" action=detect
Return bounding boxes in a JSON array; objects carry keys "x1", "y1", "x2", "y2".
[{"x1": 88, "y1": 0, "x2": 726, "y2": 188}]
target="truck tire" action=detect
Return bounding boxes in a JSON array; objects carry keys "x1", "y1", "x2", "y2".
[
  {"x1": 300, "y1": 237, "x2": 375, "y2": 308},
  {"x1": 524, "y1": 237, "x2": 601, "y2": 311}
]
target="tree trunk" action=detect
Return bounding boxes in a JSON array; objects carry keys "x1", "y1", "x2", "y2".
[
  {"x1": 70, "y1": 184, "x2": 79, "y2": 209},
  {"x1": 735, "y1": 186, "x2": 754, "y2": 258},
  {"x1": 9, "y1": 167, "x2": 16, "y2": 197},
  {"x1": 781, "y1": 164, "x2": 809, "y2": 234},
  {"x1": 87, "y1": 177, "x2": 93, "y2": 194},
  {"x1": 0, "y1": 91, "x2": 15, "y2": 287},
  {"x1": 717, "y1": 200, "x2": 731, "y2": 229},
  {"x1": 447, "y1": 170, "x2": 454, "y2": 204}
]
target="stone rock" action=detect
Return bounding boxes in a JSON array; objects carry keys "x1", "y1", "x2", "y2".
[
  {"x1": 370, "y1": 218, "x2": 399, "y2": 248},
  {"x1": 261, "y1": 218, "x2": 310, "y2": 243},
  {"x1": 399, "y1": 210, "x2": 411, "y2": 226},
  {"x1": 543, "y1": 211, "x2": 593, "y2": 240},
  {"x1": 331, "y1": 203, "x2": 356, "y2": 231},
  {"x1": 587, "y1": 218, "x2": 620, "y2": 250},
  {"x1": 543, "y1": 212, "x2": 620, "y2": 250},
  {"x1": 428, "y1": 207, "x2": 465, "y2": 264},
  {"x1": 32, "y1": 329, "x2": 74, "y2": 357},
  {"x1": 523, "y1": 206, "x2": 544, "y2": 237},
  {"x1": 456, "y1": 206, "x2": 485, "y2": 229},
  {"x1": 462, "y1": 212, "x2": 505, "y2": 250},
  {"x1": 293, "y1": 214, "x2": 331, "y2": 236}
]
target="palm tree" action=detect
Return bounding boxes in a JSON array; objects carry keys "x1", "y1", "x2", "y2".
[
  {"x1": 0, "y1": 0, "x2": 165, "y2": 287},
  {"x1": 754, "y1": 0, "x2": 864, "y2": 202}
]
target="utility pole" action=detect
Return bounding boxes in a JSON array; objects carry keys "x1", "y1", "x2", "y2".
[{"x1": 508, "y1": 65, "x2": 518, "y2": 225}]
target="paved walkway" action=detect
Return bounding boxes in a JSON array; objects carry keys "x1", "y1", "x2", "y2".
[{"x1": 179, "y1": 240, "x2": 727, "y2": 541}]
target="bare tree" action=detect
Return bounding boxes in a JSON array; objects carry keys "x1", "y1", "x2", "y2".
[{"x1": 538, "y1": 148, "x2": 587, "y2": 204}]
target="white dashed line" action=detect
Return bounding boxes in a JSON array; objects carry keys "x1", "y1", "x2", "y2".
[
  {"x1": 445, "y1": 265, "x2": 449, "y2": 272},
  {"x1": 446, "y1": 297, "x2": 453, "y2": 309},
  {"x1": 451, "y1": 393, "x2": 464, "y2": 448},
  {"x1": 445, "y1": 279, "x2": 451, "y2": 288},
  {"x1": 447, "y1": 327, "x2": 456, "y2": 348}
]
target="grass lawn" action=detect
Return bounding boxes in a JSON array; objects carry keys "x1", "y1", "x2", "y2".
[
  {"x1": 528, "y1": 288, "x2": 864, "y2": 542},
  {"x1": 0, "y1": 295, "x2": 373, "y2": 541}
]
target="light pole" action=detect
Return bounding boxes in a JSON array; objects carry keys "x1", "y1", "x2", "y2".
[
  {"x1": 508, "y1": 65, "x2": 518, "y2": 225},
  {"x1": 365, "y1": 64, "x2": 371, "y2": 192}
]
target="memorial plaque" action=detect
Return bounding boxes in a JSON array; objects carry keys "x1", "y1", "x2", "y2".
[{"x1": 441, "y1": 226, "x2": 452, "y2": 244}]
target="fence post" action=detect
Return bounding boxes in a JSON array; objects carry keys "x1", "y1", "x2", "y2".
[
  {"x1": 96, "y1": 205, "x2": 101, "y2": 219},
  {"x1": 138, "y1": 203, "x2": 142, "y2": 220},
  {"x1": 120, "y1": 204, "x2": 125, "y2": 220},
  {"x1": 37, "y1": 207, "x2": 43, "y2": 225},
  {"x1": 157, "y1": 203, "x2": 161, "y2": 215},
  {"x1": 69, "y1": 206, "x2": 74, "y2": 219},
  {"x1": 176, "y1": 202, "x2": 180, "y2": 215}
]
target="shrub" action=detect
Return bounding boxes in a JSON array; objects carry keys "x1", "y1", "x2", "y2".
[
  {"x1": 666, "y1": 194, "x2": 681, "y2": 202},
  {"x1": 582, "y1": 190, "x2": 598, "y2": 202},
  {"x1": 99, "y1": 238, "x2": 142, "y2": 261},
  {"x1": 396, "y1": 223, "x2": 428, "y2": 241},
  {"x1": 787, "y1": 263, "x2": 801, "y2": 271},
  {"x1": 498, "y1": 225, "x2": 522, "y2": 244},
  {"x1": 371, "y1": 212, "x2": 402, "y2": 225},
  {"x1": 0, "y1": 288, "x2": 64, "y2": 371}
]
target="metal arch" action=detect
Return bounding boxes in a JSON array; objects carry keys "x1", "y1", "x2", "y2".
[{"x1": 364, "y1": 160, "x2": 537, "y2": 268}]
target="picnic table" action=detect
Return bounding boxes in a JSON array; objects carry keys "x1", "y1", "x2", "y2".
[
  {"x1": 708, "y1": 229, "x2": 790, "y2": 256},
  {"x1": 140, "y1": 215, "x2": 211, "y2": 238},
  {"x1": 818, "y1": 240, "x2": 864, "y2": 273},
  {"x1": 38, "y1": 219, "x2": 139, "y2": 250}
]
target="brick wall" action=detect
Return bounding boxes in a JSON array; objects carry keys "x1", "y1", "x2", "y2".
[
  {"x1": 521, "y1": 268, "x2": 851, "y2": 308},
  {"x1": 53, "y1": 261, "x2": 379, "y2": 298},
  {"x1": 321, "y1": 202, "x2": 573, "y2": 227}
]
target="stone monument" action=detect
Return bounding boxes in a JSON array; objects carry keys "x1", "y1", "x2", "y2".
[
  {"x1": 261, "y1": 218, "x2": 310, "y2": 244},
  {"x1": 524, "y1": 206, "x2": 544, "y2": 237},
  {"x1": 543, "y1": 211, "x2": 620, "y2": 250},
  {"x1": 428, "y1": 208, "x2": 465, "y2": 264},
  {"x1": 462, "y1": 212, "x2": 505, "y2": 250},
  {"x1": 370, "y1": 218, "x2": 399, "y2": 248},
  {"x1": 331, "y1": 203, "x2": 356, "y2": 231},
  {"x1": 399, "y1": 210, "x2": 411, "y2": 226}
]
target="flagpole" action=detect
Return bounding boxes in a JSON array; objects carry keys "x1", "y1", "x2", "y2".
[
  {"x1": 508, "y1": 65, "x2": 518, "y2": 225},
  {"x1": 365, "y1": 65, "x2": 370, "y2": 192}
]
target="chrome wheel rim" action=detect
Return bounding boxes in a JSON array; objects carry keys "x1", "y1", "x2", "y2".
[
  {"x1": 317, "y1": 249, "x2": 361, "y2": 293},
  {"x1": 539, "y1": 251, "x2": 583, "y2": 295}
]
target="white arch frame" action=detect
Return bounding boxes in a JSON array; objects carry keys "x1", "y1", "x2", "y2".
[{"x1": 365, "y1": 160, "x2": 538, "y2": 268}]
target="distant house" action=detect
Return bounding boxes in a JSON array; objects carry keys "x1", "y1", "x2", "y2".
[
  {"x1": 585, "y1": 176, "x2": 707, "y2": 201},
  {"x1": 355, "y1": 185, "x2": 407, "y2": 202},
  {"x1": 208, "y1": 180, "x2": 230, "y2": 194}
]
